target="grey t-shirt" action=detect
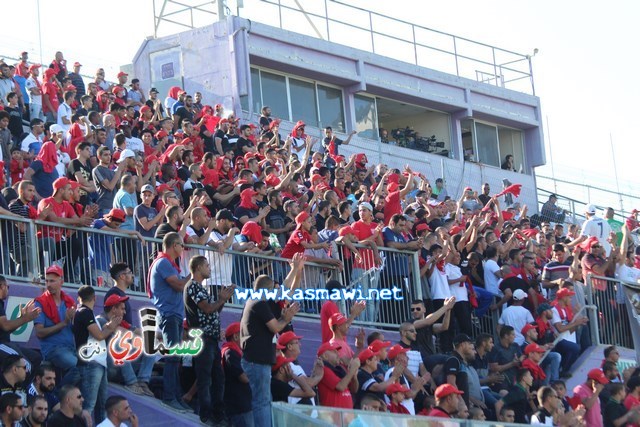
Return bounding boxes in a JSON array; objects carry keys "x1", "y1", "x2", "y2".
[
  {"x1": 134, "y1": 204, "x2": 159, "y2": 238},
  {"x1": 92, "y1": 165, "x2": 117, "y2": 212}
]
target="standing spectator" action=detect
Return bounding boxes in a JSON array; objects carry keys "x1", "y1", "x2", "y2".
[
  {"x1": 92, "y1": 147, "x2": 126, "y2": 216},
  {"x1": 68, "y1": 142, "x2": 97, "y2": 206},
  {"x1": 126, "y1": 79, "x2": 145, "y2": 112},
  {"x1": 278, "y1": 332, "x2": 324, "y2": 406},
  {"x1": 488, "y1": 326, "x2": 524, "y2": 391},
  {"x1": 72, "y1": 286, "x2": 120, "y2": 425},
  {"x1": 9, "y1": 180, "x2": 39, "y2": 276},
  {"x1": 148, "y1": 232, "x2": 192, "y2": 411},
  {"x1": 25, "y1": 64, "x2": 44, "y2": 121},
  {"x1": 47, "y1": 385, "x2": 87, "y2": 427},
  {"x1": 317, "y1": 342, "x2": 359, "y2": 409},
  {"x1": 67, "y1": 63, "x2": 85, "y2": 100},
  {"x1": 444, "y1": 250, "x2": 473, "y2": 339},
  {"x1": 97, "y1": 396, "x2": 139, "y2": 427},
  {"x1": 113, "y1": 175, "x2": 138, "y2": 268},
  {"x1": 410, "y1": 298, "x2": 454, "y2": 371},
  {"x1": 270, "y1": 354, "x2": 315, "y2": 403},
  {"x1": 135, "y1": 184, "x2": 165, "y2": 237},
  {"x1": 573, "y1": 368, "x2": 607, "y2": 427},
  {"x1": 530, "y1": 386, "x2": 558, "y2": 425},
  {"x1": 444, "y1": 334, "x2": 477, "y2": 406},
  {"x1": 319, "y1": 280, "x2": 365, "y2": 343},
  {"x1": 604, "y1": 383, "x2": 640, "y2": 427},
  {"x1": 240, "y1": 275, "x2": 299, "y2": 427},
  {"x1": 498, "y1": 289, "x2": 534, "y2": 345},
  {"x1": 221, "y1": 322, "x2": 254, "y2": 427},
  {"x1": 184, "y1": 255, "x2": 235, "y2": 425},
  {"x1": 20, "y1": 119, "x2": 45, "y2": 161},
  {"x1": 23, "y1": 141, "x2": 59, "y2": 199},
  {"x1": 41, "y1": 69, "x2": 59, "y2": 123},
  {"x1": 33, "y1": 266, "x2": 79, "y2": 386},
  {"x1": 5, "y1": 92, "x2": 23, "y2": 142},
  {"x1": 541, "y1": 244, "x2": 571, "y2": 300},
  {"x1": 569, "y1": 204, "x2": 613, "y2": 256},
  {"x1": 57, "y1": 92, "x2": 74, "y2": 133}
]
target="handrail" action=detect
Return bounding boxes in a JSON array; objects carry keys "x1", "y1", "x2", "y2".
[
  {"x1": 537, "y1": 187, "x2": 634, "y2": 224},
  {"x1": 539, "y1": 304, "x2": 599, "y2": 363}
]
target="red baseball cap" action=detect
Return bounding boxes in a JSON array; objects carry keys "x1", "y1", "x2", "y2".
[
  {"x1": 45, "y1": 265, "x2": 64, "y2": 278},
  {"x1": 107, "y1": 208, "x2": 127, "y2": 222},
  {"x1": 53, "y1": 177, "x2": 70, "y2": 191},
  {"x1": 224, "y1": 322, "x2": 240, "y2": 338},
  {"x1": 587, "y1": 368, "x2": 609, "y2": 385},
  {"x1": 524, "y1": 343, "x2": 546, "y2": 355},
  {"x1": 155, "y1": 130, "x2": 168, "y2": 140},
  {"x1": 556, "y1": 288, "x2": 576, "y2": 299},
  {"x1": 112, "y1": 86, "x2": 124, "y2": 95},
  {"x1": 276, "y1": 331, "x2": 303, "y2": 350},
  {"x1": 416, "y1": 223, "x2": 431, "y2": 233},
  {"x1": 386, "y1": 383, "x2": 410, "y2": 396},
  {"x1": 295, "y1": 211, "x2": 310, "y2": 226},
  {"x1": 73, "y1": 62, "x2": 82, "y2": 67},
  {"x1": 328, "y1": 313, "x2": 347, "y2": 328},
  {"x1": 156, "y1": 184, "x2": 172, "y2": 194},
  {"x1": 317, "y1": 342, "x2": 342, "y2": 357},
  {"x1": 387, "y1": 345, "x2": 409, "y2": 360},
  {"x1": 521, "y1": 323, "x2": 537, "y2": 336},
  {"x1": 140, "y1": 105, "x2": 151, "y2": 114},
  {"x1": 104, "y1": 294, "x2": 129, "y2": 308},
  {"x1": 449, "y1": 225, "x2": 465, "y2": 235},
  {"x1": 435, "y1": 383, "x2": 464, "y2": 399},
  {"x1": 28, "y1": 64, "x2": 41, "y2": 72},
  {"x1": 43, "y1": 68, "x2": 56, "y2": 77},
  {"x1": 117, "y1": 71, "x2": 128, "y2": 78},
  {"x1": 68, "y1": 180, "x2": 81, "y2": 190},
  {"x1": 357, "y1": 348, "x2": 379, "y2": 363},
  {"x1": 368, "y1": 340, "x2": 391, "y2": 352},
  {"x1": 271, "y1": 355, "x2": 294, "y2": 372}
]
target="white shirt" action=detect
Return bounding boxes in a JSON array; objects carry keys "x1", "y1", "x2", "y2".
[
  {"x1": 383, "y1": 368, "x2": 415, "y2": 414},
  {"x1": 25, "y1": 76, "x2": 42, "y2": 105},
  {"x1": 581, "y1": 216, "x2": 612, "y2": 256},
  {"x1": 57, "y1": 102, "x2": 72, "y2": 131},
  {"x1": 97, "y1": 419, "x2": 126, "y2": 427},
  {"x1": 551, "y1": 305, "x2": 576, "y2": 343},
  {"x1": 20, "y1": 133, "x2": 43, "y2": 153},
  {"x1": 56, "y1": 149, "x2": 70, "y2": 178},
  {"x1": 125, "y1": 136, "x2": 145, "y2": 153},
  {"x1": 483, "y1": 259, "x2": 502, "y2": 296},
  {"x1": 445, "y1": 263, "x2": 469, "y2": 302},
  {"x1": 288, "y1": 363, "x2": 316, "y2": 406},
  {"x1": 429, "y1": 266, "x2": 451, "y2": 300},
  {"x1": 208, "y1": 230, "x2": 233, "y2": 286},
  {"x1": 530, "y1": 412, "x2": 554, "y2": 426},
  {"x1": 498, "y1": 305, "x2": 534, "y2": 345}
]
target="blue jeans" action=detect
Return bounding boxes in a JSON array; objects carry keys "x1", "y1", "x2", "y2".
[
  {"x1": 541, "y1": 351, "x2": 561, "y2": 384},
  {"x1": 230, "y1": 411, "x2": 255, "y2": 427},
  {"x1": 160, "y1": 315, "x2": 182, "y2": 402},
  {"x1": 351, "y1": 268, "x2": 380, "y2": 322},
  {"x1": 80, "y1": 362, "x2": 108, "y2": 424},
  {"x1": 194, "y1": 337, "x2": 225, "y2": 421},
  {"x1": 109, "y1": 353, "x2": 156, "y2": 386},
  {"x1": 241, "y1": 359, "x2": 272, "y2": 427},
  {"x1": 46, "y1": 345, "x2": 80, "y2": 386},
  {"x1": 554, "y1": 339, "x2": 580, "y2": 373}
]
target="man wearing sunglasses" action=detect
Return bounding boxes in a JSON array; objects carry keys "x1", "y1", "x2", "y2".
[{"x1": 47, "y1": 384, "x2": 87, "y2": 427}]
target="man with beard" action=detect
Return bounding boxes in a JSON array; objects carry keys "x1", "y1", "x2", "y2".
[
  {"x1": 21, "y1": 395, "x2": 48, "y2": 427},
  {"x1": 173, "y1": 94, "x2": 195, "y2": 130},
  {"x1": 265, "y1": 189, "x2": 295, "y2": 250},
  {"x1": 27, "y1": 363, "x2": 59, "y2": 413}
]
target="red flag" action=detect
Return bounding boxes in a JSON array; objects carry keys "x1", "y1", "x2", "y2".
[
  {"x1": 521, "y1": 228, "x2": 539, "y2": 238},
  {"x1": 578, "y1": 236, "x2": 599, "y2": 251},
  {"x1": 495, "y1": 184, "x2": 522, "y2": 198}
]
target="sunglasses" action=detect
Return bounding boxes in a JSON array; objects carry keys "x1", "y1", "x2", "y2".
[{"x1": 411, "y1": 307, "x2": 422, "y2": 312}]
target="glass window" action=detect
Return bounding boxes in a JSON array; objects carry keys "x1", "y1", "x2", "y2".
[
  {"x1": 289, "y1": 78, "x2": 318, "y2": 127},
  {"x1": 354, "y1": 95, "x2": 378, "y2": 140},
  {"x1": 317, "y1": 85, "x2": 344, "y2": 132},
  {"x1": 250, "y1": 68, "x2": 261, "y2": 112},
  {"x1": 475, "y1": 122, "x2": 500, "y2": 167},
  {"x1": 260, "y1": 71, "x2": 289, "y2": 120},
  {"x1": 498, "y1": 127, "x2": 525, "y2": 173}
]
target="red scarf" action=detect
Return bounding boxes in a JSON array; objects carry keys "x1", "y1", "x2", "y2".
[
  {"x1": 239, "y1": 190, "x2": 259, "y2": 210},
  {"x1": 35, "y1": 290, "x2": 75, "y2": 324},
  {"x1": 146, "y1": 252, "x2": 181, "y2": 298},
  {"x1": 36, "y1": 141, "x2": 58, "y2": 174},
  {"x1": 522, "y1": 358, "x2": 546, "y2": 381},
  {"x1": 554, "y1": 303, "x2": 573, "y2": 322},
  {"x1": 221, "y1": 341, "x2": 243, "y2": 362},
  {"x1": 216, "y1": 157, "x2": 234, "y2": 181}
]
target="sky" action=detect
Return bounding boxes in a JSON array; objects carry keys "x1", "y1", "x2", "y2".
[{"x1": 4, "y1": 0, "x2": 638, "y2": 208}]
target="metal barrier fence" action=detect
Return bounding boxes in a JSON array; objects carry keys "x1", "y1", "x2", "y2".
[
  {"x1": 585, "y1": 274, "x2": 634, "y2": 349},
  {"x1": 272, "y1": 401, "x2": 529, "y2": 426}
]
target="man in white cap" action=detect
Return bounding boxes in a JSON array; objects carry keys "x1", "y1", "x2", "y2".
[
  {"x1": 568, "y1": 204, "x2": 612, "y2": 256},
  {"x1": 497, "y1": 289, "x2": 534, "y2": 346}
]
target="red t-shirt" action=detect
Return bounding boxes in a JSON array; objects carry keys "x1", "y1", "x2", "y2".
[
  {"x1": 37, "y1": 197, "x2": 76, "y2": 242},
  {"x1": 318, "y1": 365, "x2": 353, "y2": 409},
  {"x1": 42, "y1": 82, "x2": 60, "y2": 114},
  {"x1": 383, "y1": 190, "x2": 401, "y2": 225},
  {"x1": 388, "y1": 402, "x2": 410, "y2": 414},
  {"x1": 280, "y1": 228, "x2": 310, "y2": 259},
  {"x1": 351, "y1": 220, "x2": 377, "y2": 269},
  {"x1": 427, "y1": 407, "x2": 451, "y2": 418},
  {"x1": 10, "y1": 159, "x2": 28, "y2": 184},
  {"x1": 624, "y1": 394, "x2": 640, "y2": 427},
  {"x1": 320, "y1": 301, "x2": 339, "y2": 343}
]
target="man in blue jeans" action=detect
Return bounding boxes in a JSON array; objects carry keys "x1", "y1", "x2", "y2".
[
  {"x1": 149, "y1": 232, "x2": 192, "y2": 412},
  {"x1": 34, "y1": 265, "x2": 80, "y2": 386},
  {"x1": 240, "y1": 274, "x2": 300, "y2": 427}
]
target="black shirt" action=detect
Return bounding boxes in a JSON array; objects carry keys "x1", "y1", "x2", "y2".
[
  {"x1": 72, "y1": 305, "x2": 96, "y2": 365},
  {"x1": 413, "y1": 318, "x2": 435, "y2": 358},
  {"x1": 235, "y1": 137, "x2": 253, "y2": 157},
  {"x1": 265, "y1": 207, "x2": 290, "y2": 248},
  {"x1": 271, "y1": 377, "x2": 294, "y2": 402},
  {"x1": 214, "y1": 129, "x2": 230, "y2": 155},
  {"x1": 356, "y1": 369, "x2": 384, "y2": 408},
  {"x1": 604, "y1": 398, "x2": 627, "y2": 427},
  {"x1": 184, "y1": 280, "x2": 221, "y2": 340},
  {"x1": 0, "y1": 299, "x2": 10, "y2": 343},
  {"x1": 173, "y1": 107, "x2": 194, "y2": 129},
  {"x1": 500, "y1": 384, "x2": 531, "y2": 424},
  {"x1": 222, "y1": 344, "x2": 252, "y2": 415},
  {"x1": 0, "y1": 372, "x2": 27, "y2": 405},
  {"x1": 234, "y1": 206, "x2": 258, "y2": 222},
  {"x1": 499, "y1": 277, "x2": 530, "y2": 308},
  {"x1": 47, "y1": 410, "x2": 87, "y2": 427},
  {"x1": 155, "y1": 223, "x2": 179, "y2": 253},
  {"x1": 315, "y1": 213, "x2": 327, "y2": 232},
  {"x1": 443, "y1": 351, "x2": 469, "y2": 405},
  {"x1": 240, "y1": 299, "x2": 276, "y2": 365}
]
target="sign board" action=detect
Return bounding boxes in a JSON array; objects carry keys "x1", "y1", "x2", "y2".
[{"x1": 6, "y1": 297, "x2": 34, "y2": 343}]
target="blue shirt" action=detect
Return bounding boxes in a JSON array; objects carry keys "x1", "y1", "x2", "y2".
[
  {"x1": 382, "y1": 227, "x2": 410, "y2": 276},
  {"x1": 90, "y1": 219, "x2": 113, "y2": 271},
  {"x1": 34, "y1": 301, "x2": 75, "y2": 358},
  {"x1": 113, "y1": 189, "x2": 136, "y2": 230},
  {"x1": 29, "y1": 160, "x2": 59, "y2": 199},
  {"x1": 151, "y1": 258, "x2": 184, "y2": 319}
]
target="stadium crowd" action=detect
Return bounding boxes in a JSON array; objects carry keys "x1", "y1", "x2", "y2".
[{"x1": 0, "y1": 50, "x2": 638, "y2": 427}]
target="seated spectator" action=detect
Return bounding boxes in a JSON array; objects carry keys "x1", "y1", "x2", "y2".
[
  {"x1": 317, "y1": 342, "x2": 359, "y2": 409},
  {"x1": 33, "y1": 266, "x2": 79, "y2": 387},
  {"x1": 23, "y1": 395, "x2": 49, "y2": 427},
  {"x1": 383, "y1": 345, "x2": 424, "y2": 415},
  {"x1": 96, "y1": 395, "x2": 138, "y2": 427},
  {"x1": 320, "y1": 280, "x2": 365, "y2": 343},
  {"x1": 521, "y1": 323, "x2": 560, "y2": 384},
  {"x1": 0, "y1": 355, "x2": 28, "y2": 405},
  {"x1": 521, "y1": 343, "x2": 547, "y2": 389},
  {"x1": 23, "y1": 141, "x2": 60, "y2": 199},
  {"x1": 530, "y1": 385, "x2": 558, "y2": 426},
  {"x1": 386, "y1": 383, "x2": 411, "y2": 414},
  {"x1": 221, "y1": 322, "x2": 253, "y2": 426},
  {"x1": 409, "y1": 298, "x2": 454, "y2": 371},
  {"x1": 551, "y1": 287, "x2": 586, "y2": 377},
  {"x1": 354, "y1": 347, "x2": 399, "y2": 408},
  {"x1": 0, "y1": 392, "x2": 24, "y2": 427},
  {"x1": 270, "y1": 354, "x2": 315, "y2": 403},
  {"x1": 495, "y1": 368, "x2": 535, "y2": 424},
  {"x1": 27, "y1": 361, "x2": 60, "y2": 412},
  {"x1": 488, "y1": 326, "x2": 523, "y2": 392},
  {"x1": 428, "y1": 384, "x2": 464, "y2": 418},
  {"x1": 47, "y1": 384, "x2": 88, "y2": 427}
]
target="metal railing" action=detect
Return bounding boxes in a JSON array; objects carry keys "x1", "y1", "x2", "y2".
[
  {"x1": 272, "y1": 402, "x2": 530, "y2": 426},
  {"x1": 239, "y1": 0, "x2": 535, "y2": 94},
  {"x1": 585, "y1": 274, "x2": 634, "y2": 349}
]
